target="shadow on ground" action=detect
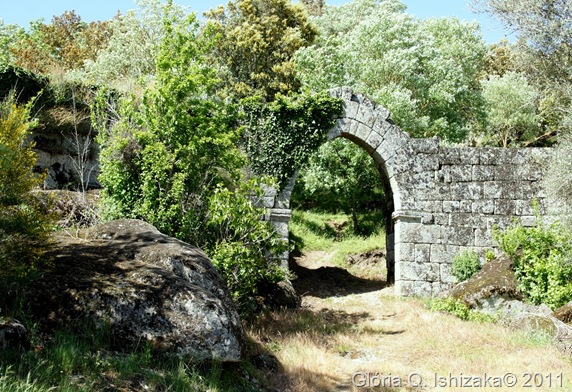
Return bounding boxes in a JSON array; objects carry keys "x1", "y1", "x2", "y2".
[{"x1": 289, "y1": 252, "x2": 388, "y2": 299}]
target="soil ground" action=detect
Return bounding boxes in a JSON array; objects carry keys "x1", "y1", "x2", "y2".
[{"x1": 247, "y1": 250, "x2": 572, "y2": 392}]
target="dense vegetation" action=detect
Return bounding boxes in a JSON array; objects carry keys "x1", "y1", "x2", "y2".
[{"x1": 1, "y1": 0, "x2": 572, "y2": 389}]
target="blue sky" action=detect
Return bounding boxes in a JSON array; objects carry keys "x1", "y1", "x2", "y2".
[{"x1": 1, "y1": 0, "x2": 512, "y2": 43}]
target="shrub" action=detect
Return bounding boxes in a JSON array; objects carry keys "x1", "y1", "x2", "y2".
[
  {"x1": 207, "y1": 179, "x2": 289, "y2": 314},
  {"x1": 494, "y1": 219, "x2": 572, "y2": 309},
  {"x1": 451, "y1": 250, "x2": 481, "y2": 282},
  {"x1": 0, "y1": 94, "x2": 53, "y2": 283}
]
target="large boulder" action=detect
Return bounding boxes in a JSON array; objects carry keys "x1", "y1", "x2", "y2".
[{"x1": 29, "y1": 219, "x2": 245, "y2": 362}]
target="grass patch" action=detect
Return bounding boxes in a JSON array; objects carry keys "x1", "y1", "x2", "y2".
[
  {"x1": 425, "y1": 297, "x2": 496, "y2": 323},
  {"x1": 289, "y1": 209, "x2": 385, "y2": 267},
  {"x1": 0, "y1": 321, "x2": 261, "y2": 392}
]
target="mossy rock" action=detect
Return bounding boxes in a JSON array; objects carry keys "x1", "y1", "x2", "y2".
[{"x1": 449, "y1": 255, "x2": 523, "y2": 308}]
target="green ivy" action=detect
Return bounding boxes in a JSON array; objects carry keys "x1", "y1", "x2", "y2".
[{"x1": 242, "y1": 91, "x2": 343, "y2": 190}]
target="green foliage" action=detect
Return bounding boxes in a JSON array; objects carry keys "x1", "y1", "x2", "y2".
[
  {"x1": 0, "y1": 94, "x2": 53, "y2": 282},
  {"x1": 544, "y1": 132, "x2": 572, "y2": 228},
  {"x1": 205, "y1": 0, "x2": 317, "y2": 101},
  {"x1": 288, "y1": 209, "x2": 385, "y2": 268},
  {"x1": 293, "y1": 138, "x2": 384, "y2": 233},
  {"x1": 426, "y1": 298, "x2": 494, "y2": 323},
  {"x1": 296, "y1": 0, "x2": 487, "y2": 142},
  {"x1": 9, "y1": 11, "x2": 112, "y2": 75},
  {"x1": 77, "y1": 0, "x2": 189, "y2": 92},
  {"x1": 480, "y1": 71, "x2": 540, "y2": 147},
  {"x1": 494, "y1": 218, "x2": 572, "y2": 309},
  {"x1": 451, "y1": 250, "x2": 481, "y2": 282},
  {"x1": 97, "y1": 10, "x2": 242, "y2": 238},
  {"x1": 0, "y1": 65, "x2": 49, "y2": 105},
  {"x1": 96, "y1": 9, "x2": 289, "y2": 313},
  {"x1": 0, "y1": 320, "x2": 261, "y2": 391},
  {"x1": 242, "y1": 91, "x2": 342, "y2": 190},
  {"x1": 207, "y1": 179, "x2": 288, "y2": 313}
]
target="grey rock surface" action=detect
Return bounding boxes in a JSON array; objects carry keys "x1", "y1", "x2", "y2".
[{"x1": 30, "y1": 219, "x2": 245, "y2": 362}]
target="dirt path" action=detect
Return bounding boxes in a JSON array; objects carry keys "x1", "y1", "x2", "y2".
[{"x1": 248, "y1": 250, "x2": 572, "y2": 392}]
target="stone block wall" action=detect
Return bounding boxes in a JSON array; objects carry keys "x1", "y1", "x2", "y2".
[{"x1": 267, "y1": 87, "x2": 556, "y2": 297}]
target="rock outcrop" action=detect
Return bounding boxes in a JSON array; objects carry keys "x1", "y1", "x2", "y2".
[
  {"x1": 30, "y1": 219, "x2": 245, "y2": 362},
  {"x1": 449, "y1": 256, "x2": 572, "y2": 355}
]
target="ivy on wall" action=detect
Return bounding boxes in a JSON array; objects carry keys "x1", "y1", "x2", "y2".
[{"x1": 242, "y1": 91, "x2": 343, "y2": 190}]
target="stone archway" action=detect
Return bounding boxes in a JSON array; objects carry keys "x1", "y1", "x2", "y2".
[{"x1": 267, "y1": 87, "x2": 554, "y2": 297}]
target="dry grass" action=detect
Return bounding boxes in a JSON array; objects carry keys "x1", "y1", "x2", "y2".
[{"x1": 247, "y1": 274, "x2": 572, "y2": 392}]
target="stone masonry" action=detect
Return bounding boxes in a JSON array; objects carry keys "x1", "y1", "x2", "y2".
[{"x1": 264, "y1": 87, "x2": 555, "y2": 297}]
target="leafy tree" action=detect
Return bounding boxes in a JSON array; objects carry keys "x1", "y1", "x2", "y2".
[
  {"x1": 296, "y1": 0, "x2": 487, "y2": 142},
  {"x1": 78, "y1": 0, "x2": 188, "y2": 91},
  {"x1": 10, "y1": 11, "x2": 112, "y2": 74},
  {"x1": 0, "y1": 21, "x2": 24, "y2": 65},
  {"x1": 472, "y1": 0, "x2": 572, "y2": 132},
  {"x1": 0, "y1": 94, "x2": 53, "y2": 281},
  {"x1": 96, "y1": 9, "x2": 287, "y2": 313},
  {"x1": 480, "y1": 39, "x2": 518, "y2": 78},
  {"x1": 293, "y1": 139, "x2": 383, "y2": 233},
  {"x1": 204, "y1": 0, "x2": 317, "y2": 101},
  {"x1": 480, "y1": 71, "x2": 540, "y2": 147}
]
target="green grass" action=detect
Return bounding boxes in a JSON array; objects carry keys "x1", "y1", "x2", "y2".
[
  {"x1": 289, "y1": 209, "x2": 386, "y2": 266},
  {"x1": 0, "y1": 320, "x2": 262, "y2": 392}
]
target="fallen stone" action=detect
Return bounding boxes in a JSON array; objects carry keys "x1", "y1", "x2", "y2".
[{"x1": 29, "y1": 219, "x2": 245, "y2": 362}]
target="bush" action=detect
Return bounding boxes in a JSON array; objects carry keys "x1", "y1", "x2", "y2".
[
  {"x1": 494, "y1": 219, "x2": 572, "y2": 309},
  {"x1": 451, "y1": 250, "x2": 481, "y2": 282},
  {"x1": 0, "y1": 94, "x2": 53, "y2": 283},
  {"x1": 207, "y1": 179, "x2": 289, "y2": 314}
]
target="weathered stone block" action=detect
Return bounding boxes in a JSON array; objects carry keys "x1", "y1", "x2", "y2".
[
  {"x1": 448, "y1": 165, "x2": 474, "y2": 182},
  {"x1": 472, "y1": 200, "x2": 495, "y2": 214},
  {"x1": 472, "y1": 165, "x2": 496, "y2": 182},
  {"x1": 474, "y1": 228, "x2": 494, "y2": 247},
  {"x1": 451, "y1": 182, "x2": 483, "y2": 200},
  {"x1": 483, "y1": 181, "x2": 503, "y2": 199},
  {"x1": 451, "y1": 212, "x2": 487, "y2": 228},
  {"x1": 353, "y1": 122, "x2": 372, "y2": 143},
  {"x1": 410, "y1": 138, "x2": 440, "y2": 154},
  {"x1": 440, "y1": 263, "x2": 457, "y2": 284},
  {"x1": 442, "y1": 225, "x2": 474, "y2": 246},
  {"x1": 459, "y1": 148, "x2": 481, "y2": 165},
  {"x1": 443, "y1": 201, "x2": 459, "y2": 213},
  {"x1": 414, "y1": 244, "x2": 431, "y2": 262},
  {"x1": 395, "y1": 221, "x2": 441, "y2": 244},
  {"x1": 460, "y1": 200, "x2": 473, "y2": 212},
  {"x1": 433, "y1": 213, "x2": 450, "y2": 225},
  {"x1": 494, "y1": 199, "x2": 516, "y2": 215},
  {"x1": 365, "y1": 129, "x2": 384, "y2": 151},
  {"x1": 411, "y1": 154, "x2": 440, "y2": 173},
  {"x1": 494, "y1": 165, "x2": 520, "y2": 181},
  {"x1": 395, "y1": 242, "x2": 415, "y2": 262},
  {"x1": 478, "y1": 148, "x2": 502, "y2": 165},
  {"x1": 417, "y1": 200, "x2": 443, "y2": 213},
  {"x1": 430, "y1": 244, "x2": 460, "y2": 264},
  {"x1": 343, "y1": 100, "x2": 359, "y2": 118},
  {"x1": 440, "y1": 148, "x2": 461, "y2": 165},
  {"x1": 521, "y1": 215, "x2": 538, "y2": 227},
  {"x1": 396, "y1": 262, "x2": 440, "y2": 282},
  {"x1": 395, "y1": 280, "x2": 433, "y2": 297}
]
